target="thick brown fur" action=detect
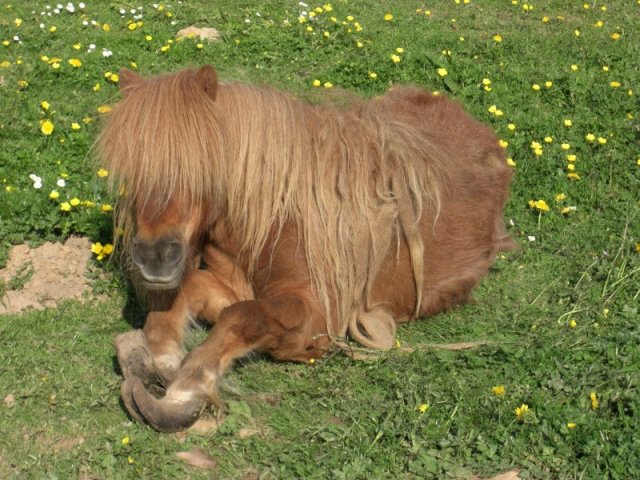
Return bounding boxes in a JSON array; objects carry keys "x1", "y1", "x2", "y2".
[{"x1": 99, "y1": 65, "x2": 514, "y2": 431}]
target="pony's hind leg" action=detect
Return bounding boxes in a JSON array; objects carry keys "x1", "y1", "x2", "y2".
[{"x1": 128, "y1": 294, "x2": 328, "y2": 432}]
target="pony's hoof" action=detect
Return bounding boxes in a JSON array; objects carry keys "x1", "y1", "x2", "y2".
[
  {"x1": 130, "y1": 378, "x2": 206, "y2": 433},
  {"x1": 121, "y1": 378, "x2": 145, "y2": 423},
  {"x1": 117, "y1": 330, "x2": 171, "y2": 385}
]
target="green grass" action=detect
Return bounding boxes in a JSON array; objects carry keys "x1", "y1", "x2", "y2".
[{"x1": 1, "y1": 1, "x2": 639, "y2": 478}]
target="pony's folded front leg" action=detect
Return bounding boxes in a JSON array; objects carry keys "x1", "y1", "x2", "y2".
[
  {"x1": 142, "y1": 269, "x2": 253, "y2": 384},
  {"x1": 129, "y1": 294, "x2": 328, "y2": 432}
]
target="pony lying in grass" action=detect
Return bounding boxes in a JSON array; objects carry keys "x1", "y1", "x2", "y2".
[{"x1": 98, "y1": 65, "x2": 514, "y2": 432}]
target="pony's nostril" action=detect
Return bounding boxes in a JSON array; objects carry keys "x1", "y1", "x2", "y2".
[{"x1": 161, "y1": 241, "x2": 183, "y2": 265}]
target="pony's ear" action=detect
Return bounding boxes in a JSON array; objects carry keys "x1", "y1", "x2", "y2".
[
  {"x1": 195, "y1": 65, "x2": 218, "y2": 101},
  {"x1": 119, "y1": 68, "x2": 144, "y2": 94}
]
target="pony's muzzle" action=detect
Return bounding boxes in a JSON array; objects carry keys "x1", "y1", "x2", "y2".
[{"x1": 131, "y1": 236, "x2": 185, "y2": 289}]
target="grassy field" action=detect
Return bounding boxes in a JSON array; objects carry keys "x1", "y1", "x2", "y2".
[{"x1": 1, "y1": 0, "x2": 639, "y2": 478}]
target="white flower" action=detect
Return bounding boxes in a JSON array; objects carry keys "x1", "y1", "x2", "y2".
[
  {"x1": 527, "y1": 235, "x2": 536, "y2": 242},
  {"x1": 79, "y1": 2, "x2": 85, "y2": 8},
  {"x1": 102, "y1": 48, "x2": 113, "y2": 58},
  {"x1": 56, "y1": 178, "x2": 66, "y2": 187},
  {"x1": 29, "y1": 174, "x2": 43, "y2": 189}
]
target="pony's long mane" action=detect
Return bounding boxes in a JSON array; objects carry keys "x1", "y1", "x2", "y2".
[{"x1": 98, "y1": 68, "x2": 445, "y2": 349}]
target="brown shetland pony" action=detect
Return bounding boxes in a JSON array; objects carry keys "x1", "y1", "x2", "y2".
[{"x1": 98, "y1": 65, "x2": 514, "y2": 432}]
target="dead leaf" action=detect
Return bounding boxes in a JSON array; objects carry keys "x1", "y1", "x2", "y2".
[
  {"x1": 176, "y1": 448, "x2": 217, "y2": 470},
  {"x1": 237, "y1": 427, "x2": 260, "y2": 439},
  {"x1": 4, "y1": 394, "x2": 15, "y2": 407},
  {"x1": 188, "y1": 418, "x2": 219, "y2": 434},
  {"x1": 176, "y1": 26, "x2": 220, "y2": 42},
  {"x1": 469, "y1": 469, "x2": 521, "y2": 480},
  {"x1": 53, "y1": 436, "x2": 85, "y2": 453}
]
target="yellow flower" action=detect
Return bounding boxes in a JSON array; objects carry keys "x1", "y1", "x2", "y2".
[
  {"x1": 49, "y1": 26, "x2": 57, "y2": 33},
  {"x1": 569, "y1": 319, "x2": 577, "y2": 328},
  {"x1": 544, "y1": 136, "x2": 553, "y2": 143},
  {"x1": 122, "y1": 436, "x2": 130, "y2": 446},
  {"x1": 515, "y1": 404, "x2": 529, "y2": 422},
  {"x1": 100, "y1": 204, "x2": 113, "y2": 212},
  {"x1": 41, "y1": 100, "x2": 50, "y2": 110},
  {"x1": 71, "y1": 122, "x2": 81, "y2": 131},
  {"x1": 563, "y1": 119, "x2": 573, "y2": 127},
  {"x1": 561, "y1": 143, "x2": 571, "y2": 150},
  {"x1": 499, "y1": 140, "x2": 509, "y2": 149},
  {"x1": 127, "y1": 457, "x2": 135, "y2": 465},
  {"x1": 570, "y1": 64, "x2": 578, "y2": 72},
  {"x1": 368, "y1": 72, "x2": 377, "y2": 79},
  {"x1": 390, "y1": 54, "x2": 401, "y2": 64},
  {"x1": 545, "y1": 81, "x2": 553, "y2": 88},
  {"x1": 196, "y1": 43, "x2": 204, "y2": 49},
  {"x1": 492, "y1": 385, "x2": 506, "y2": 396},
  {"x1": 493, "y1": 34, "x2": 503, "y2": 42},
  {"x1": 567, "y1": 172, "x2": 581, "y2": 180},
  {"x1": 535, "y1": 200, "x2": 550, "y2": 212},
  {"x1": 102, "y1": 23, "x2": 111, "y2": 32},
  {"x1": 507, "y1": 123, "x2": 516, "y2": 131},
  {"x1": 93, "y1": 83, "x2": 101, "y2": 92},
  {"x1": 109, "y1": 73, "x2": 119, "y2": 83},
  {"x1": 532, "y1": 84, "x2": 540, "y2": 91},
  {"x1": 97, "y1": 168, "x2": 109, "y2": 178},
  {"x1": 312, "y1": 79, "x2": 321, "y2": 87},
  {"x1": 417, "y1": 403, "x2": 429, "y2": 413},
  {"x1": 610, "y1": 81, "x2": 621, "y2": 89},
  {"x1": 597, "y1": 137, "x2": 607, "y2": 145},
  {"x1": 97, "y1": 105, "x2": 112, "y2": 114},
  {"x1": 506, "y1": 158, "x2": 516, "y2": 167},
  {"x1": 60, "y1": 202, "x2": 71, "y2": 212},
  {"x1": 128, "y1": 23, "x2": 137, "y2": 31},
  {"x1": 14, "y1": 18, "x2": 23, "y2": 27},
  {"x1": 589, "y1": 392, "x2": 599, "y2": 410},
  {"x1": 69, "y1": 198, "x2": 80, "y2": 207},
  {"x1": 567, "y1": 422, "x2": 577, "y2": 429},
  {"x1": 41, "y1": 120, "x2": 54, "y2": 136},
  {"x1": 585, "y1": 133, "x2": 596, "y2": 142},
  {"x1": 49, "y1": 190, "x2": 60, "y2": 200},
  {"x1": 610, "y1": 32, "x2": 620, "y2": 40},
  {"x1": 384, "y1": 13, "x2": 393, "y2": 21},
  {"x1": 437, "y1": 68, "x2": 448, "y2": 77},
  {"x1": 323, "y1": 82, "x2": 333, "y2": 89},
  {"x1": 555, "y1": 193, "x2": 567, "y2": 202},
  {"x1": 68, "y1": 58, "x2": 82, "y2": 68}
]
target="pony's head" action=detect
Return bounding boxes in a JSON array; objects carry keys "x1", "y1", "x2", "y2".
[{"x1": 97, "y1": 66, "x2": 224, "y2": 292}]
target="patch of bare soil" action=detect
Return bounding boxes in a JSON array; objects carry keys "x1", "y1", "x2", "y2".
[{"x1": 0, "y1": 237, "x2": 95, "y2": 315}]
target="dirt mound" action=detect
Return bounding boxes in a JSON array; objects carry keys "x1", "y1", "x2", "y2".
[{"x1": 0, "y1": 237, "x2": 94, "y2": 315}]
